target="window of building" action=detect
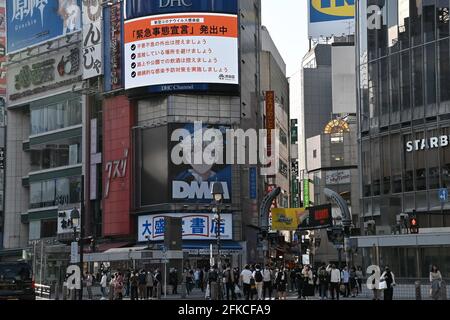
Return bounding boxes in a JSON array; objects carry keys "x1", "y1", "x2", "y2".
[
  {"x1": 425, "y1": 43, "x2": 437, "y2": 113},
  {"x1": 428, "y1": 129, "x2": 440, "y2": 190},
  {"x1": 412, "y1": 47, "x2": 424, "y2": 117},
  {"x1": 400, "y1": 51, "x2": 412, "y2": 120},
  {"x1": 423, "y1": 0, "x2": 437, "y2": 42},
  {"x1": 279, "y1": 129, "x2": 288, "y2": 146},
  {"x1": 391, "y1": 134, "x2": 403, "y2": 193},
  {"x1": 279, "y1": 160, "x2": 288, "y2": 178},
  {"x1": 371, "y1": 138, "x2": 381, "y2": 196},
  {"x1": 362, "y1": 140, "x2": 372, "y2": 197},
  {"x1": 404, "y1": 134, "x2": 414, "y2": 192},
  {"x1": 30, "y1": 142, "x2": 81, "y2": 172},
  {"x1": 40, "y1": 219, "x2": 57, "y2": 239},
  {"x1": 411, "y1": 0, "x2": 423, "y2": 46},
  {"x1": 415, "y1": 131, "x2": 427, "y2": 191},
  {"x1": 313, "y1": 150, "x2": 317, "y2": 159},
  {"x1": 382, "y1": 135, "x2": 391, "y2": 194},
  {"x1": 439, "y1": 39, "x2": 450, "y2": 108},
  {"x1": 30, "y1": 176, "x2": 81, "y2": 209}
]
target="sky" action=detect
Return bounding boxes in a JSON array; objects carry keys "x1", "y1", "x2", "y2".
[{"x1": 261, "y1": 0, "x2": 310, "y2": 77}]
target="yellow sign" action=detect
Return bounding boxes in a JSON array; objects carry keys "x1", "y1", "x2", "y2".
[{"x1": 271, "y1": 208, "x2": 308, "y2": 231}]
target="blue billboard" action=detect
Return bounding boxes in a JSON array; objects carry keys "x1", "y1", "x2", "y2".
[
  {"x1": 7, "y1": 0, "x2": 82, "y2": 53},
  {"x1": 125, "y1": 0, "x2": 238, "y2": 20}
]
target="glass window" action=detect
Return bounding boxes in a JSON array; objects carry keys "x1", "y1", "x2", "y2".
[
  {"x1": 42, "y1": 180, "x2": 55, "y2": 207},
  {"x1": 425, "y1": 42, "x2": 438, "y2": 114},
  {"x1": 372, "y1": 138, "x2": 381, "y2": 196},
  {"x1": 410, "y1": 0, "x2": 423, "y2": 45},
  {"x1": 415, "y1": 131, "x2": 427, "y2": 191},
  {"x1": 423, "y1": 0, "x2": 437, "y2": 42},
  {"x1": 390, "y1": 53, "x2": 401, "y2": 123},
  {"x1": 400, "y1": 51, "x2": 412, "y2": 121},
  {"x1": 40, "y1": 219, "x2": 57, "y2": 238},
  {"x1": 428, "y1": 129, "x2": 440, "y2": 190},
  {"x1": 369, "y1": 61, "x2": 379, "y2": 129},
  {"x1": 437, "y1": 0, "x2": 450, "y2": 38},
  {"x1": 69, "y1": 177, "x2": 81, "y2": 204},
  {"x1": 388, "y1": 0, "x2": 400, "y2": 51},
  {"x1": 398, "y1": 0, "x2": 411, "y2": 50},
  {"x1": 441, "y1": 127, "x2": 450, "y2": 188},
  {"x1": 439, "y1": 39, "x2": 450, "y2": 112},
  {"x1": 380, "y1": 58, "x2": 390, "y2": 126},
  {"x1": 362, "y1": 140, "x2": 372, "y2": 197},
  {"x1": 30, "y1": 182, "x2": 42, "y2": 209},
  {"x1": 55, "y1": 178, "x2": 70, "y2": 207},
  {"x1": 279, "y1": 129, "x2": 288, "y2": 146},
  {"x1": 404, "y1": 134, "x2": 414, "y2": 192},
  {"x1": 392, "y1": 134, "x2": 403, "y2": 193},
  {"x1": 412, "y1": 47, "x2": 424, "y2": 119},
  {"x1": 382, "y1": 135, "x2": 391, "y2": 194}
]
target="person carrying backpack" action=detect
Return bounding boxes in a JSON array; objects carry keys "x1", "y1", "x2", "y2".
[
  {"x1": 253, "y1": 265, "x2": 264, "y2": 300},
  {"x1": 318, "y1": 263, "x2": 329, "y2": 300}
]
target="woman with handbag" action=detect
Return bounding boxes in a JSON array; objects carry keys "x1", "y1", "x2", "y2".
[
  {"x1": 302, "y1": 265, "x2": 315, "y2": 299},
  {"x1": 380, "y1": 266, "x2": 396, "y2": 300},
  {"x1": 275, "y1": 267, "x2": 288, "y2": 300},
  {"x1": 430, "y1": 265, "x2": 442, "y2": 300}
]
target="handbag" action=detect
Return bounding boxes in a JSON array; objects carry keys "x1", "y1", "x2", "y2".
[{"x1": 378, "y1": 281, "x2": 387, "y2": 290}]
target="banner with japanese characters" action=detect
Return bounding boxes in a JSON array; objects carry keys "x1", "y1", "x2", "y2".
[
  {"x1": 7, "y1": 0, "x2": 82, "y2": 53},
  {"x1": 138, "y1": 213, "x2": 233, "y2": 242},
  {"x1": 124, "y1": 12, "x2": 239, "y2": 90},
  {"x1": 82, "y1": 0, "x2": 103, "y2": 79}
]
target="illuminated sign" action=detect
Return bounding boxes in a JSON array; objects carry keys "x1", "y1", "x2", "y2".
[
  {"x1": 406, "y1": 136, "x2": 450, "y2": 152},
  {"x1": 124, "y1": 12, "x2": 238, "y2": 91},
  {"x1": 138, "y1": 213, "x2": 233, "y2": 242}
]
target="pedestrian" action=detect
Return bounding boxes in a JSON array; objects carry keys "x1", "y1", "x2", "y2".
[
  {"x1": 430, "y1": 265, "x2": 443, "y2": 300},
  {"x1": 275, "y1": 267, "x2": 288, "y2": 300},
  {"x1": 115, "y1": 272, "x2": 124, "y2": 300},
  {"x1": 289, "y1": 267, "x2": 297, "y2": 292},
  {"x1": 146, "y1": 270, "x2": 154, "y2": 299},
  {"x1": 154, "y1": 269, "x2": 162, "y2": 300},
  {"x1": 253, "y1": 264, "x2": 264, "y2": 300},
  {"x1": 85, "y1": 272, "x2": 93, "y2": 300},
  {"x1": 100, "y1": 272, "x2": 108, "y2": 299},
  {"x1": 208, "y1": 265, "x2": 219, "y2": 300},
  {"x1": 223, "y1": 265, "x2": 236, "y2": 300},
  {"x1": 187, "y1": 269, "x2": 194, "y2": 295},
  {"x1": 124, "y1": 270, "x2": 131, "y2": 298},
  {"x1": 138, "y1": 270, "x2": 147, "y2": 300},
  {"x1": 262, "y1": 264, "x2": 273, "y2": 300},
  {"x1": 370, "y1": 269, "x2": 381, "y2": 300},
  {"x1": 317, "y1": 263, "x2": 329, "y2": 300},
  {"x1": 199, "y1": 268, "x2": 205, "y2": 292},
  {"x1": 349, "y1": 266, "x2": 358, "y2": 297},
  {"x1": 240, "y1": 265, "x2": 254, "y2": 300},
  {"x1": 170, "y1": 269, "x2": 179, "y2": 295},
  {"x1": 295, "y1": 264, "x2": 304, "y2": 299},
  {"x1": 355, "y1": 266, "x2": 364, "y2": 295},
  {"x1": 302, "y1": 265, "x2": 314, "y2": 300},
  {"x1": 340, "y1": 266, "x2": 350, "y2": 298},
  {"x1": 380, "y1": 266, "x2": 396, "y2": 300},
  {"x1": 194, "y1": 268, "x2": 200, "y2": 289},
  {"x1": 130, "y1": 271, "x2": 138, "y2": 300},
  {"x1": 326, "y1": 264, "x2": 341, "y2": 300},
  {"x1": 108, "y1": 274, "x2": 115, "y2": 300}
]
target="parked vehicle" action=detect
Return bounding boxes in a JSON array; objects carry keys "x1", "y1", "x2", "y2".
[{"x1": 0, "y1": 262, "x2": 35, "y2": 300}]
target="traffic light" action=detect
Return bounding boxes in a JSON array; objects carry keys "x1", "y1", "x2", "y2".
[{"x1": 410, "y1": 216, "x2": 419, "y2": 234}]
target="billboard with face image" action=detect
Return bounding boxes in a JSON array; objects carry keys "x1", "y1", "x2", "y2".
[{"x1": 169, "y1": 123, "x2": 231, "y2": 204}]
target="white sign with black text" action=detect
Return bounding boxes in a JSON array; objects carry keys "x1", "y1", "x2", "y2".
[{"x1": 82, "y1": 0, "x2": 103, "y2": 79}]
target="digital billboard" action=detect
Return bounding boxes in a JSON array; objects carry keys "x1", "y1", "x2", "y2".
[
  {"x1": 308, "y1": 0, "x2": 355, "y2": 39},
  {"x1": 123, "y1": 0, "x2": 239, "y2": 93},
  {"x1": 7, "y1": 0, "x2": 82, "y2": 53},
  {"x1": 169, "y1": 123, "x2": 232, "y2": 204}
]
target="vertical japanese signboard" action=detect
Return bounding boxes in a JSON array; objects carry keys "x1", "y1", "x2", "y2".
[
  {"x1": 303, "y1": 178, "x2": 310, "y2": 208},
  {"x1": 82, "y1": 0, "x2": 103, "y2": 79},
  {"x1": 249, "y1": 167, "x2": 257, "y2": 200},
  {"x1": 110, "y1": 1, "x2": 122, "y2": 90},
  {"x1": 0, "y1": 2, "x2": 5, "y2": 96},
  {"x1": 265, "y1": 91, "x2": 275, "y2": 157}
]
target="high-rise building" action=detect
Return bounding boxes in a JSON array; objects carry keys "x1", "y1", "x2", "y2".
[{"x1": 355, "y1": 0, "x2": 450, "y2": 278}]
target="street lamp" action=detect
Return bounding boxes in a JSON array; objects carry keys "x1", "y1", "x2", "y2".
[{"x1": 211, "y1": 182, "x2": 224, "y2": 300}]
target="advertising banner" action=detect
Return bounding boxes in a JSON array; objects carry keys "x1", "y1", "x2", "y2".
[
  {"x1": 271, "y1": 208, "x2": 306, "y2": 231},
  {"x1": 7, "y1": 0, "x2": 82, "y2": 53},
  {"x1": 298, "y1": 204, "x2": 333, "y2": 231},
  {"x1": 7, "y1": 45, "x2": 82, "y2": 105},
  {"x1": 0, "y1": 4, "x2": 5, "y2": 95},
  {"x1": 169, "y1": 123, "x2": 232, "y2": 204},
  {"x1": 303, "y1": 178, "x2": 310, "y2": 208},
  {"x1": 57, "y1": 209, "x2": 81, "y2": 235},
  {"x1": 124, "y1": 12, "x2": 238, "y2": 90},
  {"x1": 326, "y1": 170, "x2": 351, "y2": 185},
  {"x1": 308, "y1": 0, "x2": 355, "y2": 39},
  {"x1": 138, "y1": 213, "x2": 233, "y2": 242},
  {"x1": 266, "y1": 91, "x2": 275, "y2": 157},
  {"x1": 110, "y1": 1, "x2": 122, "y2": 90},
  {"x1": 82, "y1": 0, "x2": 103, "y2": 79},
  {"x1": 249, "y1": 167, "x2": 257, "y2": 200}
]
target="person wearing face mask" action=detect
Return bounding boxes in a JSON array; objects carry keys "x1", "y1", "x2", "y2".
[{"x1": 380, "y1": 266, "x2": 396, "y2": 300}]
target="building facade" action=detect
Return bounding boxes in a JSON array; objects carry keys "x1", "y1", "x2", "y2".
[{"x1": 356, "y1": 0, "x2": 450, "y2": 278}]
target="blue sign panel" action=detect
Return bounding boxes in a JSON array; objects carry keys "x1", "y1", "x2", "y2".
[
  {"x1": 439, "y1": 188, "x2": 448, "y2": 203},
  {"x1": 125, "y1": 0, "x2": 238, "y2": 20},
  {"x1": 309, "y1": 0, "x2": 355, "y2": 23},
  {"x1": 249, "y1": 167, "x2": 257, "y2": 200},
  {"x1": 7, "y1": 0, "x2": 82, "y2": 53}
]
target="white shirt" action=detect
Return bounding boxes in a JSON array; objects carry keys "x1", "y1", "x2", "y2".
[
  {"x1": 240, "y1": 269, "x2": 253, "y2": 284},
  {"x1": 100, "y1": 275, "x2": 107, "y2": 288},
  {"x1": 262, "y1": 269, "x2": 272, "y2": 282},
  {"x1": 327, "y1": 267, "x2": 341, "y2": 283}
]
